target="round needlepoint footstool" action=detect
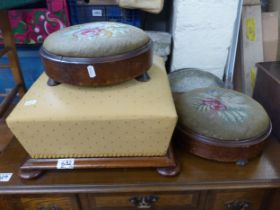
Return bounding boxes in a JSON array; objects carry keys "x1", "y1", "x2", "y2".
[
  {"x1": 40, "y1": 22, "x2": 153, "y2": 86},
  {"x1": 168, "y1": 69, "x2": 224, "y2": 93},
  {"x1": 174, "y1": 87, "x2": 272, "y2": 163}
]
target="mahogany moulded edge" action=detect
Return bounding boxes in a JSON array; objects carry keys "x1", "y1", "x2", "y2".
[{"x1": 175, "y1": 122, "x2": 272, "y2": 162}]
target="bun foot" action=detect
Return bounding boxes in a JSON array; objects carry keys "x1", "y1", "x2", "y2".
[
  {"x1": 236, "y1": 159, "x2": 249, "y2": 166},
  {"x1": 135, "y1": 72, "x2": 150, "y2": 82},
  {"x1": 157, "y1": 163, "x2": 181, "y2": 177},
  {"x1": 19, "y1": 169, "x2": 44, "y2": 180},
  {"x1": 47, "y1": 78, "x2": 60, "y2": 86}
]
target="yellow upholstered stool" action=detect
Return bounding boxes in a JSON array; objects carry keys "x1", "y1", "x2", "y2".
[{"x1": 7, "y1": 56, "x2": 178, "y2": 158}]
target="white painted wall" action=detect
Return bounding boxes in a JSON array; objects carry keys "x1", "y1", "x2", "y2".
[{"x1": 171, "y1": 0, "x2": 239, "y2": 79}]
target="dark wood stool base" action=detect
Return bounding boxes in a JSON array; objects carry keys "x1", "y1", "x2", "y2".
[
  {"x1": 40, "y1": 40, "x2": 153, "y2": 87},
  {"x1": 47, "y1": 78, "x2": 61, "y2": 86},
  {"x1": 175, "y1": 123, "x2": 272, "y2": 163},
  {"x1": 19, "y1": 146, "x2": 180, "y2": 180}
]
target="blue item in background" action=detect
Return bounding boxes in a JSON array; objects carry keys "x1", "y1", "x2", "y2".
[
  {"x1": 0, "y1": 48, "x2": 43, "y2": 99},
  {"x1": 67, "y1": 0, "x2": 79, "y2": 25},
  {"x1": 67, "y1": 0, "x2": 142, "y2": 28}
]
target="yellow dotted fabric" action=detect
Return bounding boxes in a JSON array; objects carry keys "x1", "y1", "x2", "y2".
[{"x1": 7, "y1": 56, "x2": 178, "y2": 158}]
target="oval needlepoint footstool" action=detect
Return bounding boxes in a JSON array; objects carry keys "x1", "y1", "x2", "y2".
[
  {"x1": 168, "y1": 69, "x2": 224, "y2": 93},
  {"x1": 174, "y1": 87, "x2": 272, "y2": 163},
  {"x1": 40, "y1": 22, "x2": 153, "y2": 86}
]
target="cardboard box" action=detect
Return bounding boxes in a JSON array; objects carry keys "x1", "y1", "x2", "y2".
[
  {"x1": 243, "y1": 0, "x2": 261, "y2": 5},
  {"x1": 240, "y1": 5, "x2": 264, "y2": 96},
  {"x1": 262, "y1": 12, "x2": 279, "y2": 61},
  {"x1": 7, "y1": 57, "x2": 177, "y2": 158}
]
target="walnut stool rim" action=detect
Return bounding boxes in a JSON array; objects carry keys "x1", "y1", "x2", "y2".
[
  {"x1": 177, "y1": 121, "x2": 272, "y2": 147},
  {"x1": 175, "y1": 121, "x2": 272, "y2": 163}
]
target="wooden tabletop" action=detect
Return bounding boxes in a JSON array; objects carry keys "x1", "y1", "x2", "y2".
[{"x1": 0, "y1": 133, "x2": 280, "y2": 194}]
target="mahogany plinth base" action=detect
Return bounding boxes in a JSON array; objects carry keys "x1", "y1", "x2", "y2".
[
  {"x1": 19, "y1": 146, "x2": 180, "y2": 180},
  {"x1": 175, "y1": 123, "x2": 272, "y2": 163}
]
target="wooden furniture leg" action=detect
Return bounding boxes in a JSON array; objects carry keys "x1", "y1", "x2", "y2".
[{"x1": 0, "y1": 10, "x2": 26, "y2": 118}]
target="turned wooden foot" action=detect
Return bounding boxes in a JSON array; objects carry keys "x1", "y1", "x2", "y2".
[
  {"x1": 135, "y1": 72, "x2": 150, "y2": 82},
  {"x1": 236, "y1": 159, "x2": 249, "y2": 166},
  {"x1": 157, "y1": 163, "x2": 181, "y2": 177},
  {"x1": 19, "y1": 169, "x2": 44, "y2": 180},
  {"x1": 47, "y1": 78, "x2": 60, "y2": 86}
]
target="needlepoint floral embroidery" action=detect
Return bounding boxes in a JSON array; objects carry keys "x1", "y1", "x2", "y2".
[
  {"x1": 67, "y1": 22, "x2": 131, "y2": 39},
  {"x1": 192, "y1": 89, "x2": 248, "y2": 124},
  {"x1": 202, "y1": 98, "x2": 227, "y2": 111}
]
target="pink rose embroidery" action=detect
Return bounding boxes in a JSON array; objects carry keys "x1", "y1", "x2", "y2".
[
  {"x1": 193, "y1": 90, "x2": 248, "y2": 124},
  {"x1": 202, "y1": 98, "x2": 227, "y2": 111},
  {"x1": 73, "y1": 28, "x2": 103, "y2": 38}
]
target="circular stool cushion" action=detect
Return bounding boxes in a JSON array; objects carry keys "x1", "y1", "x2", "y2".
[
  {"x1": 43, "y1": 22, "x2": 150, "y2": 58},
  {"x1": 168, "y1": 69, "x2": 224, "y2": 93},
  {"x1": 40, "y1": 22, "x2": 153, "y2": 86},
  {"x1": 175, "y1": 87, "x2": 270, "y2": 140}
]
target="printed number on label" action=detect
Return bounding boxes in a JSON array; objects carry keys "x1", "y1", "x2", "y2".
[
  {"x1": 0, "y1": 173, "x2": 13, "y2": 182},
  {"x1": 87, "y1": 65, "x2": 96, "y2": 78},
  {"x1": 57, "y1": 159, "x2": 75, "y2": 169},
  {"x1": 92, "y1": 9, "x2": 103, "y2": 17}
]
